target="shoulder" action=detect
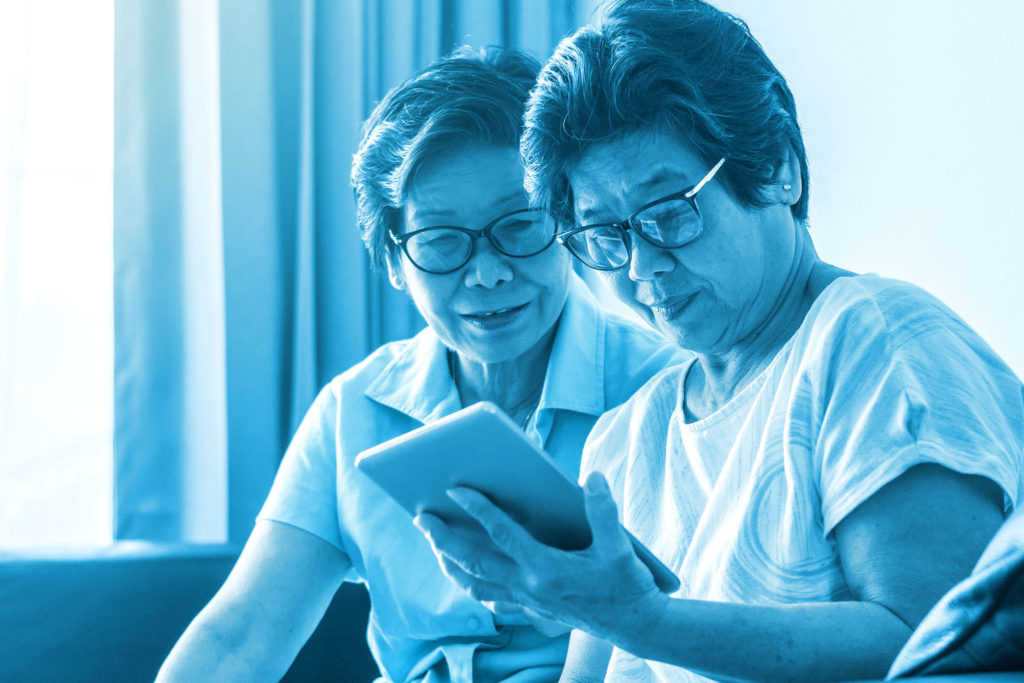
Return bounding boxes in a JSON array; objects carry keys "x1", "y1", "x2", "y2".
[
  {"x1": 802, "y1": 277, "x2": 1024, "y2": 515},
  {"x1": 791, "y1": 274, "x2": 1024, "y2": 405},
  {"x1": 290, "y1": 330, "x2": 442, "y2": 456},
  {"x1": 332, "y1": 331, "x2": 431, "y2": 392},
  {"x1": 584, "y1": 362, "x2": 689, "y2": 470},
  {"x1": 791, "y1": 274, "x2": 1004, "y2": 377},
  {"x1": 807, "y1": 275, "x2": 971, "y2": 344},
  {"x1": 602, "y1": 361, "x2": 689, "y2": 430},
  {"x1": 303, "y1": 331, "x2": 435, "y2": 420}
]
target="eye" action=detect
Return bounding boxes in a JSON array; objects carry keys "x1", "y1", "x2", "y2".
[
  {"x1": 415, "y1": 230, "x2": 463, "y2": 253},
  {"x1": 640, "y1": 199, "x2": 692, "y2": 224},
  {"x1": 500, "y1": 219, "x2": 534, "y2": 233},
  {"x1": 491, "y1": 212, "x2": 555, "y2": 254},
  {"x1": 494, "y1": 210, "x2": 551, "y2": 235}
]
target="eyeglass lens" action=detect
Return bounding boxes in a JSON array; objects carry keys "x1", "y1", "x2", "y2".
[
  {"x1": 402, "y1": 210, "x2": 555, "y2": 273},
  {"x1": 567, "y1": 198, "x2": 701, "y2": 269}
]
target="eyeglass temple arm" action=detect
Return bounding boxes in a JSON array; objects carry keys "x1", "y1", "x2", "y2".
[{"x1": 684, "y1": 158, "x2": 726, "y2": 199}]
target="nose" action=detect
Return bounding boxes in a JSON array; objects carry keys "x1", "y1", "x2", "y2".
[
  {"x1": 627, "y1": 232, "x2": 675, "y2": 282},
  {"x1": 463, "y1": 237, "x2": 515, "y2": 289}
]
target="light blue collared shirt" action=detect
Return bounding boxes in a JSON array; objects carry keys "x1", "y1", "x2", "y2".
[{"x1": 259, "y1": 275, "x2": 686, "y2": 682}]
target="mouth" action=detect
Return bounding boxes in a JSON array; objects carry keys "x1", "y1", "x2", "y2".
[
  {"x1": 647, "y1": 293, "x2": 697, "y2": 319},
  {"x1": 461, "y1": 302, "x2": 530, "y2": 328}
]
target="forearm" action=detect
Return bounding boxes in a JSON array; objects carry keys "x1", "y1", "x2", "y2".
[
  {"x1": 156, "y1": 608, "x2": 292, "y2": 682},
  {"x1": 604, "y1": 598, "x2": 911, "y2": 683},
  {"x1": 157, "y1": 619, "x2": 259, "y2": 681}
]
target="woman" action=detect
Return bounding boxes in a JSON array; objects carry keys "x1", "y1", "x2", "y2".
[
  {"x1": 413, "y1": 2, "x2": 1024, "y2": 681},
  {"x1": 157, "y1": 48, "x2": 682, "y2": 682}
]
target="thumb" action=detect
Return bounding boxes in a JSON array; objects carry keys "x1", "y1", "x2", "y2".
[{"x1": 582, "y1": 471, "x2": 623, "y2": 547}]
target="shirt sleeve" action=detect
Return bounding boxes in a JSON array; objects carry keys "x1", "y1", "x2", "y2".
[
  {"x1": 813, "y1": 289, "x2": 1024, "y2": 536},
  {"x1": 258, "y1": 381, "x2": 354, "y2": 570}
]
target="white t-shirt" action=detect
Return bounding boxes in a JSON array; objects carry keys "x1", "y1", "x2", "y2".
[{"x1": 581, "y1": 275, "x2": 1024, "y2": 682}]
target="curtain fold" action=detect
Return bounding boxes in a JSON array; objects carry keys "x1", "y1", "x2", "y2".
[
  {"x1": 114, "y1": 0, "x2": 600, "y2": 544},
  {"x1": 113, "y1": 0, "x2": 187, "y2": 542}
]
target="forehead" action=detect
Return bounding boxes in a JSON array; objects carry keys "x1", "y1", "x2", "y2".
[
  {"x1": 568, "y1": 129, "x2": 706, "y2": 220},
  {"x1": 403, "y1": 146, "x2": 526, "y2": 228}
]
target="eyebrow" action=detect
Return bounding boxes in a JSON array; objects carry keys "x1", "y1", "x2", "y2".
[
  {"x1": 634, "y1": 167, "x2": 681, "y2": 193},
  {"x1": 576, "y1": 166, "x2": 682, "y2": 222},
  {"x1": 410, "y1": 189, "x2": 528, "y2": 224}
]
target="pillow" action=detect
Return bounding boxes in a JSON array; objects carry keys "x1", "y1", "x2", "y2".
[{"x1": 886, "y1": 509, "x2": 1024, "y2": 678}]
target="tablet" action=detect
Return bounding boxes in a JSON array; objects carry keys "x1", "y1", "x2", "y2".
[{"x1": 355, "y1": 401, "x2": 680, "y2": 593}]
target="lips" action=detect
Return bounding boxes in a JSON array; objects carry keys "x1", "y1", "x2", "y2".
[
  {"x1": 647, "y1": 292, "x2": 697, "y2": 319},
  {"x1": 463, "y1": 303, "x2": 526, "y2": 318},
  {"x1": 460, "y1": 302, "x2": 530, "y2": 328}
]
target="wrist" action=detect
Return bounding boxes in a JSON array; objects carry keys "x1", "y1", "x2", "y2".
[{"x1": 593, "y1": 585, "x2": 672, "y2": 651}]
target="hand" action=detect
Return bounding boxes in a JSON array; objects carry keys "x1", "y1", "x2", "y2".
[
  {"x1": 484, "y1": 601, "x2": 570, "y2": 637},
  {"x1": 413, "y1": 472, "x2": 670, "y2": 642}
]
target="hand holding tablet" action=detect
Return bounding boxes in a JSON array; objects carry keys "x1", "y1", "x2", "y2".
[{"x1": 355, "y1": 401, "x2": 680, "y2": 593}]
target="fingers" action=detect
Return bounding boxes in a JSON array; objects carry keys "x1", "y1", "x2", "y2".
[
  {"x1": 582, "y1": 473, "x2": 664, "y2": 598},
  {"x1": 582, "y1": 472, "x2": 626, "y2": 550},
  {"x1": 413, "y1": 512, "x2": 517, "y2": 603},
  {"x1": 483, "y1": 603, "x2": 570, "y2": 637},
  {"x1": 485, "y1": 600, "x2": 525, "y2": 615},
  {"x1": 439, "y1": 556, "x2": 517, "y2": 603},
  {"x1": 521, "y1": 607, "x2": 573, "y2": 637},
  {"x1": 446, "y1": 486, "x2": 541, "y2": 559}
]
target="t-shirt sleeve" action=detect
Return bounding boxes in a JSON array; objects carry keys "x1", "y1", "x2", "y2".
[
  {"x1": 258, "y1": 381, "x2": 354, "y2": 568},
  {"x1": 813, "y1": 290, "x2": 1024, "y2": 536},
  {"x1": 580, "y1": 403, "x2": 630, "y2": 503}
]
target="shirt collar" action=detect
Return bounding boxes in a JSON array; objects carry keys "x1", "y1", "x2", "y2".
[
  {"x1": 364, "y1": 273, "x2": 607, "y2": 424},
  {"x1": 535, "y1": 273, "x2": 605, "y2": 417},
  {"x1": 364, "y1": 328, "x2": 462, "y2": 424}
]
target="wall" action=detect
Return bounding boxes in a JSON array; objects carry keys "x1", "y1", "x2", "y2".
[{"x1": 716, "y1": 0, "x2": 1024, "y2": 377}]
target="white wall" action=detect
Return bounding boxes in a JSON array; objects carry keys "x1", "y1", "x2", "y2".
[{"x1": 713, "y1": 0, "x2": 1024, "y2": 377}]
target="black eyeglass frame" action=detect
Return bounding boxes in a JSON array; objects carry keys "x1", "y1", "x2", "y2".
[
  {"x1": 389, "y1": 207, "x2": 556, "y2": 275},
  {"x1": 556, "y1": 158, "x2": 727, "y2": 271}
]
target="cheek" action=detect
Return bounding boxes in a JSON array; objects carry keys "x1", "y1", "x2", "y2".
[
  {"x1": 403, "y1": 271, "x2": 457, "y2": 321},
  {"x1": 521, "y1": 248, "x2": 571, "y2": 287}
]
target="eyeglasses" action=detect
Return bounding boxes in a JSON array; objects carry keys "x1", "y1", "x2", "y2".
[
  {"x1": 389, "y1": 208, "x2": 557, "y2": 274},
  {"x1": 556, "y1": 158, "x2": 726, "y2": 271}
]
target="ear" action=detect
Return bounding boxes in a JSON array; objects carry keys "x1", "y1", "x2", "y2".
[
  {"x1": 384, "y1": 250, "x2": 406, "y2": 291},
  {"x1": 768, "y1": 145, "x2": 802, "y2": 207}
]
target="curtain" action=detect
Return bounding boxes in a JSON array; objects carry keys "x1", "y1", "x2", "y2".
[{"x1": 113, "y1": 0, "x2": 599, "y2": 545}]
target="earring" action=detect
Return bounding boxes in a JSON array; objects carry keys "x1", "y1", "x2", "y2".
[{"x1": 783, "y1": 184, "x2": 792, "y2": 192}]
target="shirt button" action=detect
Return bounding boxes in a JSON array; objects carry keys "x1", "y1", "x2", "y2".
[{"x1": 467, "y1": 616, "x2": 482, "y2": 630}]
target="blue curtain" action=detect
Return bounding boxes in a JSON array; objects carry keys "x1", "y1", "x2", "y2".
[{"x1": 113, "y1": 0, "x2": 599, "y2": 544}]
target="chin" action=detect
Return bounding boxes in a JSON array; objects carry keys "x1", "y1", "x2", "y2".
[
  {"x1": 651, "y1": 321, "x2": 693, "y2": 351},
  {"x1": 457, "y1": 334, "x2": 521, "y2": 362},
  {"x1": 481, "y1": 331, "x2": 548, "y2": 365}
]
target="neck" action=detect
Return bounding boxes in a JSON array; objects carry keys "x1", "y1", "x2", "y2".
[
  {"x1": 687, "y1": 227, "x2": 849, "y2": 419},
  {"x1": 450, "y1": 323, "x2": 557, "y2": 425}
]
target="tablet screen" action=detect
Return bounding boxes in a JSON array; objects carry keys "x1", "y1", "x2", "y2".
[{"x1": 355, "y1": 401, "x2": 680, "y2": 593}]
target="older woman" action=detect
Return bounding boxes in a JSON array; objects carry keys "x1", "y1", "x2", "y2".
[
  {"x1": 157, "y1": 48, "x2": 682, "y2": 682},
  {"x1": 413, "y1": 2, "x2": 1024, "y2": 681}
]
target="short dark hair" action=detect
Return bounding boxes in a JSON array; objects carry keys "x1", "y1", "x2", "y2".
[
  {"x1": 522, "y1": 0, "x2": 810, "y2": 227},
  {"x1": 351, "y1": 46, "x2": 540, "y2": 269}
]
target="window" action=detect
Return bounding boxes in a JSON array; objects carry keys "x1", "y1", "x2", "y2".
[{"x1": 0, "y1": 0, "x2": 113, "y2": 548}]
